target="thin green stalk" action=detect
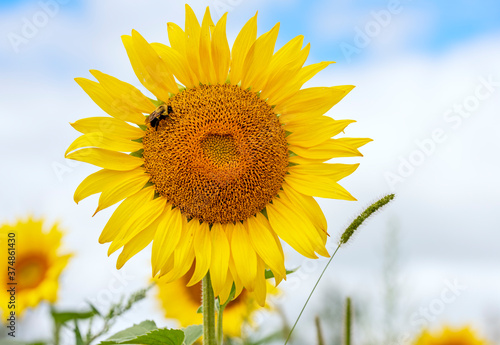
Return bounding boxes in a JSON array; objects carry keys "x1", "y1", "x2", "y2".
[
  {"x1": 315, "y1": 316, "x2": 325, "y2": 345},
  {"x1": 202, "y1": 273, "x2": 217, "y2": 345},
  {"x1": 217, "y1": 301, "x2": 224, "y2": 345},
  {"x1": 284, "y1": 244, "x2": 341, "y2": 345},
  {"x1": 344, "y1": 297, "x2": 352, "y2": 345}
]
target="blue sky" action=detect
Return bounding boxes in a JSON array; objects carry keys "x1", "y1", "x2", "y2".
[
  {"x1": 1, "y1": 0, "x2": 500, "y2": 342},
  {"x1": 1, "y1": 0, "x2": 500, "y2": 63}
]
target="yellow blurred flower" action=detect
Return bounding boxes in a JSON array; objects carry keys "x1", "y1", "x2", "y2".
[
  {"x1": 67, "y1": 4, "x2": 369, "y2": 304},
  {"x1": 414, "y1": 326, "x2": 489, "y2": 345},
  {"x1": 156, "y1": 265, "x2": 277, "y2": 338},
  {"x1": 0, "y1": 217, "x2": 71, "y2": 318}
]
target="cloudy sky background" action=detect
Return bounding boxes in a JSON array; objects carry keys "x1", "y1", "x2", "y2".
[{"x1": 1, "y1": 0, "x2": 499, "y2": 343}]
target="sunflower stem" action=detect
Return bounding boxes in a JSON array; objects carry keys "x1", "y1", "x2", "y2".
[{"x1": 202, "y1": 273, "x2": 217, "y2": 345}]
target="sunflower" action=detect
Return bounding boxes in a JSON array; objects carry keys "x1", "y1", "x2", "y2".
[
  {"x1": 66, "y1": 5, "x2": 370, "y2": 305},
  {"x1": 156, "y1": 265, "x2": 277, "y2": 338},
  {"x1": 414, "y1": 326, "x2": 490, "y2": 345},
  {"x1": 0, "y1": 217, "x2": 71, "y2": 318}
]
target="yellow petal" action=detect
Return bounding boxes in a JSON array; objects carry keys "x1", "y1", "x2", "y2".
[
  {"x1": 210, "y1": 223, "x2": 230, "y2": 296},
  {"x1": 199, "y1": 7, "x2": 216, "y2": 84},
  {"x1": 269, "y1": 61, "x2": 334, "y2": 105},
  {"x1": 116, "y1": 224, "x2": 156, "y2": 269},
  {"x1": 75, "y1": 78, "x2": 145, "y2": 124},
  {"x1": 285, "y1": 118, "x2": 355, "y2": 148},
  {"x1": 285, "y1": 174, "x2": 356, "y2": 200},
  {"x1": 289, "y1": 139, "x2": 362, "y2": 160},
  {"x1": 229, "y1": 12, "x2": 257, "y2": 85},
  {"x1": 99, "y1": 186, "x2": 155, "y2": 243},
  {"x1": 231, "y1": 222, "x2": 257, "y2": 291},
  {"x1": 260, "y1": 39, "x2": 309, "y2": 101},
  {"x1": 152, "y1": 206, "x2": 183, "y2": 276},
  {"x1": 96, "y1": 171, "x2": 150, "y2": 214},
  {"x1": 288, "y1": 155, "x2": 325, "y2": 165},
  {"x1": 267, "y1": 35, "x2": 304, "y2": 74},
  {"x1": 289, "y1": 163, "x2": 360, "y2": 180},
  {"x1": 276, "y1": 191, "x2": 328, "y2": 257},
  {"x1": 246, "y1": 213, "x2": 286, "y2": 283},
  {"x1": 254, "y1": 256, "x2": 267, "y2": 307},
  {"x1": 275, "y1": 85, "x2": 354, "y2": 119},
  {"x1": 65, "y1": 133, "x2": 143, "y2": 157},
  {"x1": 282, "y1": 183, "x2": 327, "y2": 244},
  {"x1": 184, "y1": 4, "x2": 203, "y2": 82},
  {"x1": 73, "y1": 169, "x2": 129, "y2": 204},
  {"x1": 211, "y1": 13, "x2": 230, "y2": 84},
  {"x1": 188, "y1": 221, "x2": 211, "y2": 286},
  {"x1": 267, "y1": 197, "x2": 318, "y2": 259},
  {"x1": 70, "y1": 117, "x2": 144, "y2": 139},
  {"x1": 65, "y1": 147, "x2": 139, "y2": 172},
  {"x1": 160, "y1": 218, "x2": 196, "y2": 283},
  {"x1": 66, "y1": 148, "x2": 143, "y2": 171},
  {"x1": 132, "y1": 30, "x2": 178, "y2": 96},
  {"x1": 122, "y1": 35, "x2": 168, "y2": 102},
  {"x1": 108, "y1": 195, "x2": 167, "y2": 255},
  {"x1": 151, "y1": 43, "x2": 196, "y2": 88},
  {"x1": 218, "y1": 269, "x2": 235, "y2": 305},
  {"x1": 167, "y1": 22, "x2": 186, "y2": 55},
  {"x1": 89, "y1": 70, "x2": 156, "y2": 114},
  {"x1": 241, "y1": 23, "x2": 280, "y2": 91},
  {"x1": 336, "y1": 137, "x2": 373, "y2": 149}
]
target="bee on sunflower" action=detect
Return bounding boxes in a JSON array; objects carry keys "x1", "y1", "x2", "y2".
[{"x1": 66, "y1": 4, "x2": 370, "y2": 308}]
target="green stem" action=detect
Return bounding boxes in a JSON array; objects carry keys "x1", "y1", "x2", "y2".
[
  {"x1": 217, "y1": 302, "x2": 224, "y2": 345},
  {"x1": 202, "y1": 273, "x2": 217, "y2": 345},
  {"x1": 284, "y1": 244, "x2": 341, "y2": 345},
  {"x1": 344, "y1": 297, "x2": 352, "y2": 345}
]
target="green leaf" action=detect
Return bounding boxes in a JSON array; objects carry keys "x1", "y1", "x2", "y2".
[
  {"x1": 86, "y1": 301, "x2": 102, "y2": 316},
  {"x1": 265, "y1": 268, "x2": 298, "y2": 280},
  {"x1": 196, "y1": 305, "x2": 203, "y2": 314},
  {"x1": 182, "y1": 325, "x2": 203, "y2": 345},
  {"x1": 51, "y1": 309, "x2": 96, "y2": 324},
  {"x1": 99, "y1": 320, "x2": 157, "y2": 345},
  {"x1": 110, "y1": 328, "x2": 185, "y2": 345},
  {"x1": 74, "y1": 321, "x2": 84, "y2": 345}
]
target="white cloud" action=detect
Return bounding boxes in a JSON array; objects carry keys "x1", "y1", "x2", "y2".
[{"x1": 1, "y1": 0, "x2": 500, "y2": 342}]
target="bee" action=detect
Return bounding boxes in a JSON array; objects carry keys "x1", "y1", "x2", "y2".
[{"x1": 146, "y1": 105, "x2": 174, "y2": 130}]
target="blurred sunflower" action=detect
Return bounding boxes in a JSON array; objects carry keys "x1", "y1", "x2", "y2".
[
  {"x1": 156, "y1": 265, "x2": 277, "y2": 338},
  {"x1": 66, "y1": 4, "x2": 370, "y2": 304},
  {"x1": 414, "y1": 326, "x2": 489, "y2": 345},
  {"x1": 0, "y1": 218, "x2": 71, "y2": 318}
]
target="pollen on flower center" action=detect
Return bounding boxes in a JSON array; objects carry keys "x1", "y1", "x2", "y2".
[
  {"x1": 142, "y1": 84, "x2": 288, "y2": 224},
  {"x1": 200, "y1": 134, "x2": 239, "y2": 167}
]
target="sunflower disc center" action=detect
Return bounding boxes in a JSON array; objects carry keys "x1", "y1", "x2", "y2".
[
  {"x1": 142, "y1": 84, "x2": 288, "y2": 224},
  {"x1": 200, "y1": 134, "x2": 239, "y2": 167}
]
